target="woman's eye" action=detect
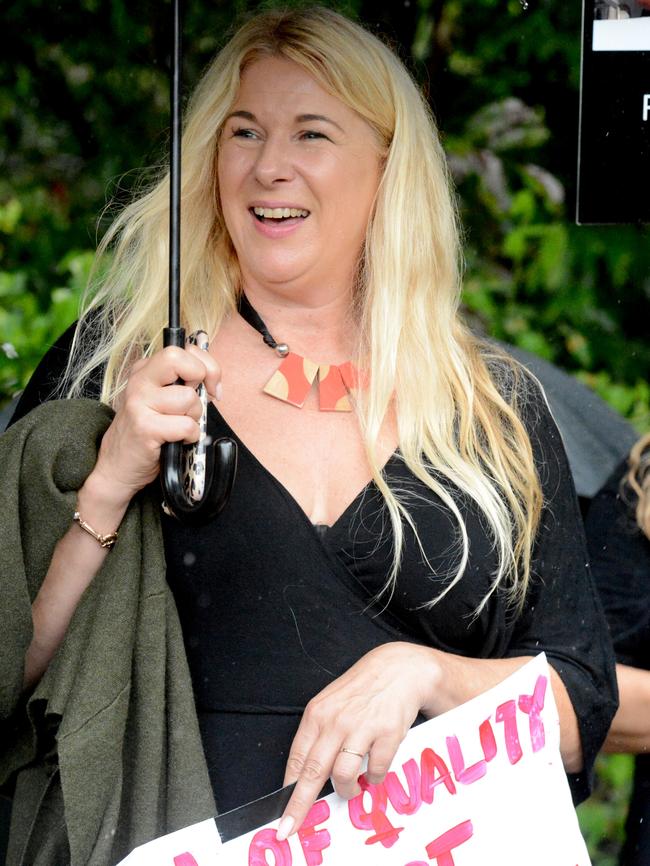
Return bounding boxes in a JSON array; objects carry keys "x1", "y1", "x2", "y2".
[
  {"x1": 232, "y1": 127, "x2": 259, "y2": 140},
  {"x1": 300, "y1": 130, "x2": 328, "y2": 141}
]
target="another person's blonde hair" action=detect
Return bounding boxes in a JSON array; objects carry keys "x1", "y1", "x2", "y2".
[
  {"x1": 626, "y1": 433, "x2": 650, "y2": 539},
  {"x1": 65, "y1": 6, "x2": 542, "y2": 613}
]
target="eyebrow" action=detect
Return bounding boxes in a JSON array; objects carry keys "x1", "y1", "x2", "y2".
[
  {"x1": 296, "y1": 113, "x2": 344, "y2": 132},
  {"x1": 224, "y1": 110, "x2": 344, "y2": 132}
]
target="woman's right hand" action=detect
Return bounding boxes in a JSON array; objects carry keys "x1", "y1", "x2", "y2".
[
  {"x1": 23, "y1": 344, "x2": 221, "y2": 691},
  {"x1": 86, "y1": 344, "x2": 222, "y2": 510}
]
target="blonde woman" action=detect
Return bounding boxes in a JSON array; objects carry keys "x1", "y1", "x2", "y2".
[
  {"x1": 587, "y1": 434, "x2": 650, "y2": 866},
  {"x1": 4, "y1": 6, "x2": 616, "y2": 863}
]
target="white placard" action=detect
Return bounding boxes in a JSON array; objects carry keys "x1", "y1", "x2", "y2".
[
  {"x1": 116, "y1": 818, "x2": 222, "y2": 865},
  {"x1": 117, "y1": 655, "x2": 590, "y2": 866}
]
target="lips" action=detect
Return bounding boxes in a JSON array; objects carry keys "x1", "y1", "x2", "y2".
[
  {"x1": 249, "y1": 205, "x2": 310, "y2": 226},
  {"x1": 248, "y1": 202, "x2": 311, "y2": 238},
  {"x1": 248, "y1": 206, "x2": 308, "y2": 237}
]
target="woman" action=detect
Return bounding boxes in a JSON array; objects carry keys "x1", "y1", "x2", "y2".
[
  {"x1": 3, "y1": 6, "x2": 616, "y2": 864},
  {"x1": 587, "y1": 434, "x2": 650, "y2": 866}
]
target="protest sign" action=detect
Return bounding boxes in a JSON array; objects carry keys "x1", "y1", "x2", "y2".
[{"x1": 116, "y1": 654, "x2": 590, "y2": 866}]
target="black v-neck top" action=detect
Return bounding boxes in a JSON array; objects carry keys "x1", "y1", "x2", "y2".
[{"x1": 10, "y1": 323, "x2": 618, "y2": 809}]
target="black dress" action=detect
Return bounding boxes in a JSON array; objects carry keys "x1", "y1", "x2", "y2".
[
  {"x1": 586, "y1": 461, "x2": 650, "y2": 866},
  {"x1": 10, "y1": 323, "x2": 618, "y2": 811}
]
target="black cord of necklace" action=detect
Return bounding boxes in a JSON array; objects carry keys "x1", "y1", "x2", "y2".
[{"x1": 237, "y1": 292, "x2": 279, "y2": 350}]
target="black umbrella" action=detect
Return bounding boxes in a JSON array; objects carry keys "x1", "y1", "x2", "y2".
[{"x1": 159, "y1": 0, "x2": 237, "y2": 523}]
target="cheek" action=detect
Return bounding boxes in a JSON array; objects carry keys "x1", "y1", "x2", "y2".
[
  {"x1": 216, "y1": 159, "x2": 232, "y2": 218},
  {"x1": 217, "y1": 148, "x2": 250, "y2": 214},
  {"x1": 335, "y1": 164, "x2": 379, "y2": 233}
]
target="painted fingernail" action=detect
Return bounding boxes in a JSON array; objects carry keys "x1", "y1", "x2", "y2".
[
  {"x1": 276, "y1": 815, "x2": 294, "y2": 842},
  {"x1": 215, "y1": 382, "x2": 223, "y2": 402}
]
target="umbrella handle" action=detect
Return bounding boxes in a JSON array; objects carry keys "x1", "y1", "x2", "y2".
[{"x1": 160, "y1": 327, "x2": 237, "y2": 524}]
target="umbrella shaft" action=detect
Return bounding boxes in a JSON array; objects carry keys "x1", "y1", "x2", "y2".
[{"x1": 169, "y1": 0, "x2": 182, "y2": 330}]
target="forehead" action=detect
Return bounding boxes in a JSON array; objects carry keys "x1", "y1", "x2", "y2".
[{"x1": 233, "y1": 56, "x2": 343, "y2": 115}]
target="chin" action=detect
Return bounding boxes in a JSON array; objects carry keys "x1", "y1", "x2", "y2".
[{"x1": 245, "y1": 260, "x2": 314, "y2": 288}]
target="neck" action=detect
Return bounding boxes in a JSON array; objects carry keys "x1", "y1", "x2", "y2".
[{"x1": 240, "y1": 282, "x2": 358, "y2": 363}]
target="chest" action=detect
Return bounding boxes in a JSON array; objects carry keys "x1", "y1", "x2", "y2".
[
  {"x1": 164, "y1": 423, "x2": 508, "y2": 668},
  {"x1": 213, "y1": 340, "x2": 396, "y2": 526}
]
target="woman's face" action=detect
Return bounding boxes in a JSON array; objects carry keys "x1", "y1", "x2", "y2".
[{"x1": 218, "y1": 56, "x2": 383, "y2": 300}]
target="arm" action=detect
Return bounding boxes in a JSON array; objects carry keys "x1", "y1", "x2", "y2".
[
  {"x1": 418, "y1": 650, "x2": 581, "y2": 770},
  {"x1": 23, "y1": 473, "x2": 127, "y2": 689},
  {"x1": 603, "y1": 664, "x2": 650, "y2": 754},
  {"x1": 22, "y1": 345, "x2": 222, "y2": 689}
]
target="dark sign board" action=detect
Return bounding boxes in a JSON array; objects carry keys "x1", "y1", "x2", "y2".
[{"x1": 577, "y1": 0, "x2": 650, "y2": 224}]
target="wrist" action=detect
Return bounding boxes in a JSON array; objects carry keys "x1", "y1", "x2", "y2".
[
  {"x1": 72, "y1": 511, "x2": 119, "y2": 549},
  {"x1": 413, "y1": 645, "x2": 447, "y2": 717},
  {"x1": 413, "y1": 646, "x2": 488, "y2": 719},
  {"x1": 76, "y1": 470, "x2": 132, "y2": 531}
]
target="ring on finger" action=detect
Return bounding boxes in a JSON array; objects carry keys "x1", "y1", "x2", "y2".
[{"x1": 340, "y1": 747, "x2": 365, "y2": 758}]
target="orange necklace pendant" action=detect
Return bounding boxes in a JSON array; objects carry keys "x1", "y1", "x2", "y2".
[
  {"x1": 237, "y1": 293, "x2": 363, "y2": 412},
  {"x1": 263, "y1": 352, "x2": 359, "y2": 411}
]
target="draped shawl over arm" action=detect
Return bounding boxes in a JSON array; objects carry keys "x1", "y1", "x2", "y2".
[{"x1": 0, "y1": 400, "x2": 214, "y2": 866}]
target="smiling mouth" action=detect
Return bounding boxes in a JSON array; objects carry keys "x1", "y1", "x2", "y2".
[{"x1": 251, "y1": 206, "x2": 310, "y2": 223}]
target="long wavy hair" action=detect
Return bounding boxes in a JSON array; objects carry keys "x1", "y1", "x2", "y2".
[
  {"x1": 65, "y1": 5, "x2": 542, "y2": 613},
  {"x1": 625, "y1": 433, "x2": 650, "y2": 539}
]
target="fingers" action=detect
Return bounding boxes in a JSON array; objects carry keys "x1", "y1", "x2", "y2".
[
  {"x1": 282, "y1": 710, "x2": 336, "y2": 835},
  {"x1": 124, "y1": 343, "x2": 222, "y2": 421},
  {"x1": 366, "y1": 735, "x2": 402, "y2": 785},
  {"x1": 283, "y1": 708, "x2": 326, "y2": 788},
  {"x1": 280, "y1": 737, "x2": 401, "y2": 841},
  {"x1": 280, "y1": 716, "x2": 401, "y2": 841},
  {"x1": 331, "y1": 747, "x2": 365, "y2": 798},
  {"x1": 185, "y1": 343, "x2": 222, "y2": 399},
  {"x1": 155, "y1": 413, "x2": 202, "y2": 445},
  {"x1": 121, "y1": 379, "x2": 203, "y2": 434},
  {"x1": 136, "y1": 345, "x2": 221, "y2": 394},
  {"x1": 280, "y1": 735, "x2": 342, "y2": 841},
  {"x1": 150, "y1": 384, "x2": 203, "y2": 422}
]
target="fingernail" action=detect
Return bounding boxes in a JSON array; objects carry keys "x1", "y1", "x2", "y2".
[
  {"x1": 276, "y1": 815, "x2": 294, "y2": 842},
  {"x1": 215, "y1": 382, "x2": 223, "y2": 402}
]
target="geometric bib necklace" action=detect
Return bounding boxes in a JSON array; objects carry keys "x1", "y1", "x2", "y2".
[{"x1": 237, "y1": 292, "x2": 361, "y2": 412}]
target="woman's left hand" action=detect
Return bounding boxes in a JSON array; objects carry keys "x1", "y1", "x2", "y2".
[
  {"x1": 277, "y1": 645, "x2": 579, "y2": 840},
  {"x1": 278, "y1": 641, "x2": 435, "y2": 840}
]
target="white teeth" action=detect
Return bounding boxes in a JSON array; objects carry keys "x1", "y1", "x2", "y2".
[{"x1": 252, "y1": 206, "x2": 308, "y2": 219}]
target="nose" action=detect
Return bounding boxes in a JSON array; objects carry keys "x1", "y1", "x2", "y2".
[{"x1": 253, "y1": 136, "x2": 295, "y2": 186}]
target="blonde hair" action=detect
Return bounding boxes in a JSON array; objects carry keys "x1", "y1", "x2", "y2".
[
  {"x1": 66, "y1": 6, "x2": 542, "y2": 613},
  {"x1": 625, "y1": 433, "x2": 650, "y2": 539}
]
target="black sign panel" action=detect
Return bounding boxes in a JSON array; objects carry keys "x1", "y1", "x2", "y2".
[{"x1": 577, "y1": 0, "x2": 650, "y2": 224}]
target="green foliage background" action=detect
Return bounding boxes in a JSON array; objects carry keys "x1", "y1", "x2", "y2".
[
  {"x1": 2, "y1": 0, "x2": 648, "y2": 860},
  {"x1": 2, "y1": 0, "x2": 649, "y2": 426}
]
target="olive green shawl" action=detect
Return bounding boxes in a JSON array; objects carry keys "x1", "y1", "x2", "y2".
[{"x1": 0, "y1": 399, "x2": 215, "y2": 866}]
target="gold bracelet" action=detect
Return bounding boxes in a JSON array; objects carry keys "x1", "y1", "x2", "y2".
[{"x1": 73, "y1": 511, "x2": 119, "y2": 550}]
